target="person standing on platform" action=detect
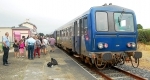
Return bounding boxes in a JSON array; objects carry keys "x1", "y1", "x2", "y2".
[
  {"x1": 40, "y1": 36, "x2": 43, "y2": 53},
  {"x1": 19, "y1": 39, "x2": 25, "y2": 58},
  {"x1": 2, "y1": 32, "x2": 10, "y2": 66},
  {"x1": 34, "y1": 37, "x2": 41, "y2": 58},
  {"x1": 43, "y1": 37, "x2": 48, "y2": 54},
  {"x1": 49, "y1": 36, "x2": 56, "y2": 52},
  {"x1": 26, "y1": 35, "x2": 36, "y2": 60},
  {"x1": 13, "y1": 40, "x2": 19, "y2": 58}
]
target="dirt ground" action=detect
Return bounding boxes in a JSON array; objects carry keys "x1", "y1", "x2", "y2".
[{"x1": 126, "y1": 43, "x2": 150, "y2": 71}]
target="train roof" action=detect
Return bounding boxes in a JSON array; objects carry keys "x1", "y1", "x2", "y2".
[
  {"x1": 91, "y1": 5, "x2": 134, "y2": 12},
  {"x1": 55, "y1": 4, "x2": 135, "y2": 31}
]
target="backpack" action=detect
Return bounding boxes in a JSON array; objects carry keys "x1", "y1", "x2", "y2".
[
  {"x1": 51, "y1": 58, "x2": 58, "y2": 65},
  {"x1": 47, "y1": 62, "x2": 53, "y2": 67},
  {"x1": 47, "y1": 58, "x2": 58, "y2": 68},
  {"x1": 36, "y1": 40, "x2": 41, "y2": 47}
]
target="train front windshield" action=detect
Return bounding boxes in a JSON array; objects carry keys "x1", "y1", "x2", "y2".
[
  {"x1": 114, "y1": 13, "x2": 134, "y2": 32},
  {"x1": 95, "y1": 12, "x2": 135, "y2": 32}
]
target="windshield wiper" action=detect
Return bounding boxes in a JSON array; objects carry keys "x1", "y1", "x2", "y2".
[{"x1": 118, "y1": 9, "x2": 125, "y2": 26}]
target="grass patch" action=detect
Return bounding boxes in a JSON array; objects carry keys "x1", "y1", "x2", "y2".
[{"x1": 137, "y1": 42, "x2": 150, "y2": 51}]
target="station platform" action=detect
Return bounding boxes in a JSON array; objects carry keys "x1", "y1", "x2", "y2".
[{"x1": 0, "y1": 47, "x2": 97, "y2": 80}]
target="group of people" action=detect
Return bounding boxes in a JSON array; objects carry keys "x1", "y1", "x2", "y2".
[{"x1": 2, "y1": 32, "x2": 56, "y2": 66}]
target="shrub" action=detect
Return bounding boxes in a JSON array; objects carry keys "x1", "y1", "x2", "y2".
[{"x1": 138, "y1": 29, "x2": 150, "y2": 44}]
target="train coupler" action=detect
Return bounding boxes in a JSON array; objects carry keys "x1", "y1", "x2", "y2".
[
  {"x1": 133, "y1": 51, "x2": 142, "y2": 59},
  {"x1": 125, "y1": 51, "x2": 142, "y2": 59}
]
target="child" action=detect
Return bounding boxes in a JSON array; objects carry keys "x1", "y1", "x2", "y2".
[
  {"x1": 19, "y1": 39, "x2": 25, "y2": 57},
  {"x1": 13, "y1": 40, "x2": 19, "y2": 58}
]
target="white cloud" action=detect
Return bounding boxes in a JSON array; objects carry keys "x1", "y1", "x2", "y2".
[{"x1": 0, "y1": 0, "x2": 149, "y2": 34}]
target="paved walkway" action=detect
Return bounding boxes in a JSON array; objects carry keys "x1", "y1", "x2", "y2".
[
  {"x1": 0, "y1": 48, "x2": 49, "y2": 80},
  {"x1": 0, "y1": 47, "x2": 96, "y2": 80}
]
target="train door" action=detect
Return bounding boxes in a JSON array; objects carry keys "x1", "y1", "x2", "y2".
[{"x1": 74, "y1": 19, "x2": 82, "y2": 54}]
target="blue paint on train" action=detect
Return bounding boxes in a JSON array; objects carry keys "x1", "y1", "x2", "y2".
[
  {"x1": 54, "y1": 4, "x2": 138, "y2": 55},
  {"x1": 53, "y1": 4, "x2": 142, "y2": 69}
]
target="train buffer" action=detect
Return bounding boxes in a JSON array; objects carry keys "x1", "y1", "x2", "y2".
[{"x1": 0, "y1": 47, "x2": 97, "y2": 80}]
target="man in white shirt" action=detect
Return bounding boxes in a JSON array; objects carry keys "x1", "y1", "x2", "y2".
[
  {"x1": 2, "y1": 32, "x2": 10, "y2": 66},
  {"x1": 26, "y1": 35, "x2": 36, "y2": 60}
]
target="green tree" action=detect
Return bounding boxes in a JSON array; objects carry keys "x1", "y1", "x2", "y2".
[
  {"x1": 137, "y1": 24, "x2": 143, "y2": 29},
  {"x1": 38, "y1": 33, "x2": 44, "y2": 37}
]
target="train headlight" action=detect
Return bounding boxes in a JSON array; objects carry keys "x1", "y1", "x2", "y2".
[
  {"x1": 98, "y1": 43, "x2": 103, "y2": 49},
  {"x1": 127, "y1": 43, "x2": 131, "y2": 47},
  {"x1": 104, "y1": 43, "x2": 108, "y2": 48},
  {"x1": 131, "y1": 42, "x2": 136, "y2": 48},
  {"x1": 127, "y1": 42, "x2": 136, "y2": 48}
]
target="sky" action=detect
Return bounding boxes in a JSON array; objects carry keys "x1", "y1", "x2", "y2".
[{"x1": 0, "y1": 0, "x2": 150, "y2": 34}]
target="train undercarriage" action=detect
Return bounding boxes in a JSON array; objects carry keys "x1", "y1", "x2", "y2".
[
  {"x1": 80, "y1": 51, "x2": 142, "y2": 69},
  {"x1": 56, "y1": 44, "x2": 142, "y2": 69}
]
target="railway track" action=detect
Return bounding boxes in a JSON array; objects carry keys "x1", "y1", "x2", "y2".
[
  {"x1": 58, "y1": 47, "x2": 146, "y2": 80},
  {"x1": 75, "y1": 57, "x2": 146, "y2": 80}
]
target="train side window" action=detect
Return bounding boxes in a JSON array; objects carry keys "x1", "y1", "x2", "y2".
[
  {"x1": 56, "y1": 31, "x2": 58, "y2": 37},
  {"x1": 83, "y1": 17, "x2": 88, "y2": 35},
  {"x1": 64, "y1": 29, "x2": 66, "y2": 37},
  {"x1": 79, "y1": 19, "x2": 83, "y2": 36},
  {"x1": 59, "y1": 31, "x2": 60, "y2": 37},
  {"x1": 67, "y1": 28, "x2": 69, "y2": 37},
  {"x1": 68, "y1": 28, "x2": 69, "y2": 36},
  {"x1": 60, "y1": 30, "x2": 62, "y2": 37},
  {"x1": 74, "y1": 21, "x2": 78, "y2": 36},
  {"x1": 66, "y1": 29, "x2": 67, "y2": 37},
  {"x1": 61, "y1": 30, "x2": 62, "y2": 37},
  {"x1": 66, "y1": 28, "x2": 68, "y2": 36},
  {"x1": 65, "y1": 29, "x2": 67, "y2": 36},
  {"x1": 57, "y1": 31, "x2": 59, "y2": 37},
  {"x1": 62, "y1": 30, "x2": 65, "y2": 37},
  {"x1": 69, "y1": 27, "x2": 71, "y2": 36},
  {"x1": 72, "y1": 26, "x2": 74, "y2": 36},
  {"x1": 96, "y1": 12, "x2": 108, "y2": 31},
  {"x1": 63, "y1": 30, "x2": 64, "y2": 37},
  {"x1": 77, "y1": 20, "x2": 80, "y2": 36},
  {"x1": 68, "y1": 28, "x2": 69, "y2": 37},
  {"x1": 67, "y1": 28, "x2": 69, "y2": 36}
]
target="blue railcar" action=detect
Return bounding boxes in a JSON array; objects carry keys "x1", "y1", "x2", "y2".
[{"x1": 54, "y1": 4, "x2": 142, "y2": 69}]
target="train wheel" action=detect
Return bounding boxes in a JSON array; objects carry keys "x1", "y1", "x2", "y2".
[
  {"x1": 94, "y1": 58, "x2": 106, "y2": 69},
  {"x1": 130, "y1": 56, "x2": 139, "y2": 68},
  {"x1": 107, "y1": 61, "x2": 113, "y2": 68},
  {"x1": 80, "y1": 54, "x2": 85, "y2": 63},
  {"x1": 89, "y1": 58, "x2": 94, "y2": 67},
  {"x1": 112, "y1": 58, "x2": 118, "y2": 66},
  {"x1": 119, "y1": 53, "x2": 125, "y2": 65}
]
